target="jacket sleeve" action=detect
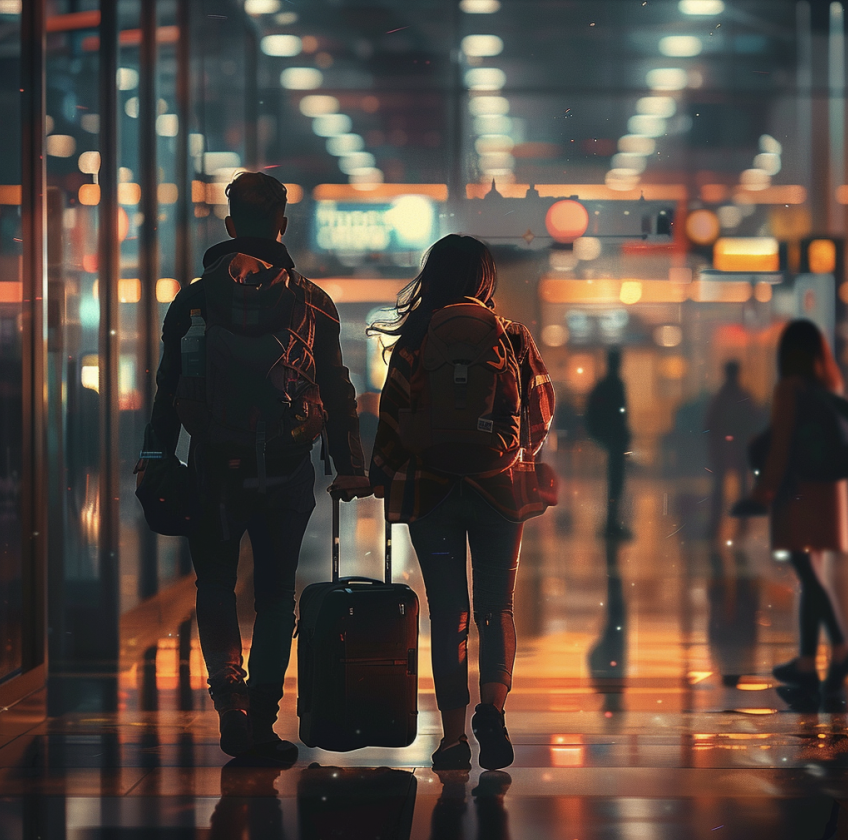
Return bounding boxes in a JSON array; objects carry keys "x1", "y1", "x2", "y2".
[
  {"x1": 369, "y1": 342, "x2": 414, "y2": 488},
  {"x1": 312, "y1": 297, "x2": 366, "y2": 477},
  {"x1": 150, "y1": 290, "x2": 192, "y2": 456},
  {"x1": 751, "y1": 377, "x2": 799, "y2": 504},
  {"x1": 515, "y1": 323, "x2": 555, "y2": 457}
]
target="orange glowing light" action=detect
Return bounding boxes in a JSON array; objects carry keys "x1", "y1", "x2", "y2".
[
  {"x1": 314, "y1": 183, "x2": 448, "y2": 201},
  {"x1": 78, "y1": 184, "x2": 100, "y2": 206},
  {"x1": 700, "y1": 184, "x2": 730, "y2": 203},
  {"x1": 713, "y1": 237, "x2": 779, "y2": 272},
  {"x1": 191, "y1": 180, "x2": 206, "y2": 203},
  {"x1": 0, "y1": 283, "x2": 23, "y2": 303},
  {"x1": 157, "y1": 183, "x2": 178, "y2": 204},
  {"x1": 685, "y1": 209, "x2": 720, "y2": 245},
  {"x1": 619, "y1": 280, "x2": 643, "y2": 304},
  {"x1": 118, "y1": 278, "x2": 141, "y2": 303},
  {"x1": 310, "y1": 278, "x2": 409, "y2": 303},
  {"x1": 754, "y1": 281, "x2": 773, "y2": 302},
  {"x1": 545, "y1": 200, "x2": 590, "y2": 243},
  {"x1": 156, "y1": 278, "x2": 181, "y2": 303},
  {"x1": 0, "y1": 185, "x2": 21, "y2": 205},
  {"x1": 808, "y1": 239, "x2": 837, "y2": 274},
  {"x1": 464, "y1": 184, "x2": 688, "y2": 201},
  {"x1": 118, "y1": 207, "x2": 130, "y2": 242},
  {"x1": 118, "y1": 182, "x2": 141, "y2": 205},
  {"x1": 839, "y1": 282, "x2": 848, "y2": 305},
  {"x1": 82, "y1": 254, "x2": 98, "y2": 273},
  {"x1": 550, "y1": 746, "x2": 585, "y2": 767}
]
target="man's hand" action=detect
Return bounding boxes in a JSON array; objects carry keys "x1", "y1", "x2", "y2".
[{"x1": 327, "y1": 475, "x2": 374, "y2": 502}]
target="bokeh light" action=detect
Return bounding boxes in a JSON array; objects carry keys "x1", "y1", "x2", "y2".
[
  {"x1": 545, "y1": 200, "x2": 590, "y2": 242},
  {"x1": 685, "y1": 209, "x2": 721, "y2": 245}
]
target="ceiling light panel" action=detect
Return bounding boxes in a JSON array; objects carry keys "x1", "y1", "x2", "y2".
[
  {"x1": 679, "y1": 0, "x2": 725, "y2": 14},
  {"x1": 646, "y1": 68, "x2": 689, "y2": 90},
  {"x1": 261, "y1": 34, "x2": 302, "y2": 56},
  {"x1": 461, "y1": 34, "x2": 504, "y2": 56},
  {"x1": 659, "y1": 35, "x2": 703, "y2": 57},
  {"x1": 460, "y1": 0, "x2": 501, "y2": 12}
]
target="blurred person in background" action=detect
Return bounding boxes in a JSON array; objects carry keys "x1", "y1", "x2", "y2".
[
  {"x1": 585, "y1": 348, "x2": 632, "y2": 539},
  {"x1": 736, "y1": 320, "x2": 848, "y2": 704},
  {"x1": 704, "y1": 360, "x2": 759, "y2": 540},
  {"x1": 369, "y1": 234, "x2": 555, "y2": 772}
]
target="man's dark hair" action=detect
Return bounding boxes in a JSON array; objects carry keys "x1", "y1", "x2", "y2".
[{"x1": 225, "y1": 171, "x2": 288, "y2": 237}]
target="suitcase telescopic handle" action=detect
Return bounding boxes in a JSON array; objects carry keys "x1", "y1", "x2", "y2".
[{"x1": 331, "y1": 495, "x2": 393, "y2": 584}]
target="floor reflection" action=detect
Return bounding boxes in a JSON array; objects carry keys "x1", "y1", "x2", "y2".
[{"x1": 10, "y1": 475, "x2": 848, "y2": 837}]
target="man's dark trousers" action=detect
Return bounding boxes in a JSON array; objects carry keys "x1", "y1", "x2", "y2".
[{"x1": 188, "y1": 453, "x2": 315, "y2": 739}]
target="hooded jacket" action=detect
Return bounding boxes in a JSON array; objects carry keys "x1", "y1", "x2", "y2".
[{"x1": 151, "y1": 237, "x2": 365, "y2": 477}]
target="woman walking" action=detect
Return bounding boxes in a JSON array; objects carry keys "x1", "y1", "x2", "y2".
[
  {"x1": 369, "y1": 234, "x2": 555, "y2": 770},
  {"x1": 741, "y1": 319, "x2": 848, "y2": 702}
]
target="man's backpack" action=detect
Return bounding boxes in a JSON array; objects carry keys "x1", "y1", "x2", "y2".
[
  {"x1": 398, "y1": 300, "x2": 522, "y2": 476},
  {"x1": 175, "y1": 254, "x2": 324, "y2": 488}
]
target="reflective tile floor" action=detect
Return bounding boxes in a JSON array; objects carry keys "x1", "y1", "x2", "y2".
[{"x1": 5, "y1": 474, "x2": 848, "y2": 838}]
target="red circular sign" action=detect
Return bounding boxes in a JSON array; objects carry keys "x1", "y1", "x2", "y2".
[{"x1": 545, "y1": 199, "x2": 590, "y2": 243}]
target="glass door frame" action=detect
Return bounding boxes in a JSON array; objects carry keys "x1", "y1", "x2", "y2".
[{"x1": 0, "y1": 0, "x2": 47, "y2": 720}]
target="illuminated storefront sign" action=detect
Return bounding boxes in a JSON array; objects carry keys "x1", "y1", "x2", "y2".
[{"x1": 312, "y1": 195, "x2": 437, "y2": 253}]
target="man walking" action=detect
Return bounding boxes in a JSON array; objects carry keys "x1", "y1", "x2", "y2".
[
  {"x1": 148, "y1": 171, "x2": 371, "y2": 762},
  {"x1": 586, "y1": 348, "x2": 632, "y2": 539},
  {"x1": 704, "y1": 360, "x2": 758, "y2": 539}
]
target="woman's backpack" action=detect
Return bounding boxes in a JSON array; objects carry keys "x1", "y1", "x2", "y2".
[{"x1": 398, "y1": 301, "x2": 522, "y2": 476}]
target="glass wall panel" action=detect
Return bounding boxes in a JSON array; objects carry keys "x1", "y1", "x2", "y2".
[
  {"x1": 45, "y1": 1, "x2": 105, "y2": 676},
  {"x1": 0, "y1": 0, "x2": 24, "y2": 686}
]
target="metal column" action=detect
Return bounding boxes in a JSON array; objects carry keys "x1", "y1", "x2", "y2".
[{"x1": 97, "y1": 0, "x2": 121, "y2": 707}]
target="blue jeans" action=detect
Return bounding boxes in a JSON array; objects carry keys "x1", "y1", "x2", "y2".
[
  {"x1": 188, "y1": 455, "x2": 315, "y2": 727},
  {"x1": 408, "y1": 484, "x2": 523, "y2": 710}
]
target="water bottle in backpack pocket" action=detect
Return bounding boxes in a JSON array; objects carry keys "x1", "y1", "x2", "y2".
[{"x1": 398, "y1": 300, "x2": 522, "y2": 476}]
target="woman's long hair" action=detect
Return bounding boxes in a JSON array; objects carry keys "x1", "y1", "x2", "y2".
[
  {"x1": 777, "y1": 318, "x2": 844, "y2": 394},
  {"x1": 368, "y1": 234, "x2": 497, "y2": 348}
]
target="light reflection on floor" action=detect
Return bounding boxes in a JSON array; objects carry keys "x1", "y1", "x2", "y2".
[{"x1": 4, "y1": 473, "x2": 848, "y2": 838}]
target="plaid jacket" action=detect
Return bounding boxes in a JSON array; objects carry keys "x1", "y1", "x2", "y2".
[{"x1": 369, "y1": 314, "x2": 555, "y2": 522}]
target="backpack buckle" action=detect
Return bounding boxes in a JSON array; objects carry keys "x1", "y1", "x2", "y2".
[{"x1": 453, "y1": 363, "x2": 468, "y2": 384}]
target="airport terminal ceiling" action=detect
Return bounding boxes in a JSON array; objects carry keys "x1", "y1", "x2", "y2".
[{"x1": 245, "y1": 0, "x2": 804, "y2": 190}]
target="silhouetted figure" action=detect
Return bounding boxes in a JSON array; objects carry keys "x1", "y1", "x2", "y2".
[
  {"x1": 369, "y1": 234, "x2": 555, "y2": 772},
  {"x1": 586, "y1": 348, "x2": 631, "y2": 538},
  {"x1": 737, "y1": 319, "x2": 848, "y2": 707},
  {"x1": 704, "y1": 360, "x2": 758, "y2": 539},
  {"x1": 145, "y1": 171, "x2": 371, "y2": 764}
]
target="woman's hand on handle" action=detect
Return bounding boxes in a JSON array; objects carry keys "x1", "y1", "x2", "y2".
[{"x1": 327, "y1": 475, "x2": 374, "y2": 502}]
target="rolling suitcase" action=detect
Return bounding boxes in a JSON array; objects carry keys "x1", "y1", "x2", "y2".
[{"x1": 297, "y1": 496, "x2": 419, "y2": 751}]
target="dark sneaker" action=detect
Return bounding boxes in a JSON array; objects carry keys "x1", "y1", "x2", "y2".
[
  {"x1": 823, "y1": 655, "x2": 848, "y2": 694},
  {"x1": 248, "y1": 737, "x2": 299, "y2": 766},
  {"x1": 432, "y1": 735, "x2": 472, "y2": 771},
  {"x1": 772, "y1": 658, "x2": 820, "y2": 688},
  {"x1": 471, "y1": 704, "x2": 514, "y2": 770},
  {"x1": 219, "y1": 709, "x2": 253, "y2": 757}
]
